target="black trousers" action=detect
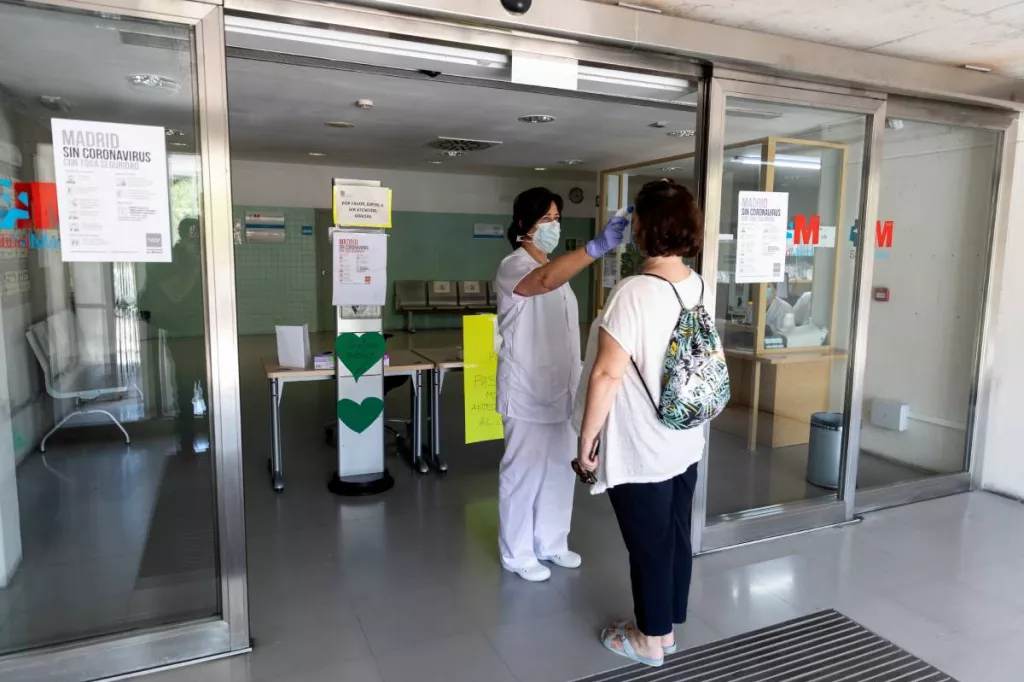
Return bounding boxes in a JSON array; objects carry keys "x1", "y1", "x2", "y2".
[{"x1": 607, "y1": 464, "x2": 699, "y2": 637}]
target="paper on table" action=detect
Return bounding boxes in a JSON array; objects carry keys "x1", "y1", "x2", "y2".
[
  {"x1": 332, "y1": 231, "x2": 387, "y2": 306},
  {"x1": 463, "y1": 314, "x2": 503, "y2": 444},
  {"x1": 276, "y1": 324, "x2": 311, "y2": 369}
]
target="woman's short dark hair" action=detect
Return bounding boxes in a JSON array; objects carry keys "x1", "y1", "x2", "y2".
[
  {"x1": 507, "y1": 187, "x2": 563, "y2": 248},
  {"x1": 634, "y1": 179, "x2": 703, "y2": 258}
]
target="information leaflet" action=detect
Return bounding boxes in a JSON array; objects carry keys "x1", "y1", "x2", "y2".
[
  {"x1": 332, "y1": 230, "x2": 387, "y2": 306},
  {"x1": 735, "y1": 191, "x2": 788, "y2": 284},
  {"x1": 51, "y1": 119, "x2": 171, "y2": 263}
]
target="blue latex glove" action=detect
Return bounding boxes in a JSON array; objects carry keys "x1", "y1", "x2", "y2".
[{"x1": 586, "y1": 211, "x2": 631, "y2": 259}]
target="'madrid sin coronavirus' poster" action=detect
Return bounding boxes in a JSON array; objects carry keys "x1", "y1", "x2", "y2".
[{"x1": 52, "y1": 119, "x2": 171, "y2": 263}]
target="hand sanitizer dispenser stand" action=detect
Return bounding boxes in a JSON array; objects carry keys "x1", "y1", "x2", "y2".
[{"x1": 327, "y1": 178, "x2": 394, "y2": 496}]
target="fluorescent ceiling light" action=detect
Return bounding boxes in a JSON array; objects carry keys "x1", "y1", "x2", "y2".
[
  {"x1": 225, "y1": 16, "x2": 508, "y2": 70},
  {"x1": 518, "y1": 115, "x2": 556, "y2": 123},
  {"x1": 578, "y1": 66, "x2": 694, "y2": 96},
  {"x1": 733, "y1": 154, "x2": 820, "y2": 170}
]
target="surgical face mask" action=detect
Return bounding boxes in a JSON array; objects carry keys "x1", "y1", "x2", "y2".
[{"x1": 529, "y1": 221, "x2": 560, "y2": 253}]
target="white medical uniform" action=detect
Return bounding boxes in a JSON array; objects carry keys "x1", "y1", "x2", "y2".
[{"x1": 495, "y1": 247, "x2": 581, "y2": 570}]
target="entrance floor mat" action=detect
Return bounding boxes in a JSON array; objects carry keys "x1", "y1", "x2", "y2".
[{"x1": 579, "y1": 610, "x2": 955, "y2": 682}]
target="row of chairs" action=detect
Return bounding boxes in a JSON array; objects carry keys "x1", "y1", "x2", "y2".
[{"x1": 395, "y1": 280, "x2": 496, "y2": 332}]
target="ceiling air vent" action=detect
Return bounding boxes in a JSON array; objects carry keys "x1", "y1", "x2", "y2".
[{"x1": 426, "y1": 137, "x2": 502, "y2": 154}]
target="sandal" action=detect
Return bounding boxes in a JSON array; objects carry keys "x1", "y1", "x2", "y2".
[
  {"x1": 601, "y1": 623, "x2": 664, "y2": 668},
  {"x1": 611, "y1": 620, "x2": 676, "y2": 654}
]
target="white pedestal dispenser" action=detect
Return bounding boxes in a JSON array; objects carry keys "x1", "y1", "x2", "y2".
[{"x1": 327, "y1": 178, "x2": 394, "y2": 496}]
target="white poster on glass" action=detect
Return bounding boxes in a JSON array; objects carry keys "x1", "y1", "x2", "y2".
[
  {"x1": 332, "y1": 231, "x2": 387, "y2": 306},
  {"x1": 51, "y1": 119, "x2": 171, "y2": 262},
  {"x1": 735, "y1": 191, "x2": 788, "y2": 284}
]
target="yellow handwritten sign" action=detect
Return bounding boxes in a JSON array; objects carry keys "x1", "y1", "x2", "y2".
[
  {"x1": 332, "y1": 185, "x2": 393, "y2": 228},
  {"x1": 463, "y1": 314, "x2": 503, "y2": 444}
]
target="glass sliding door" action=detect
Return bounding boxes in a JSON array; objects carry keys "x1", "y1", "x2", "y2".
[
  {"x1": 852, "y1": 99, "x2": 1014, "y2": 511},
  {"x1": 0, "y1": 1, "x2": 245, "y2": 680},
  {"x1": 699, "y1": 78, "x2": 883, "y2": 550}
]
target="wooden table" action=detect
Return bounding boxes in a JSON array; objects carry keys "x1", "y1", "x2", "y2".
[
  {"x1": 411, "y1": 348, "x2": 465, "y2": 473},
  {"x1": 720, "y1": 348, "x2": 846, "y2": 452},
  {"x1": 262, "y1": 350, "x2": 434, "y2": 491}
]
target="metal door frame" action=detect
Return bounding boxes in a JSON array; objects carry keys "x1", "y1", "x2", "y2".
[
  {"x1": 0, "y1": 1, "x2": 247, "y2": 680},
  {"x1": 696, "y1": 74, "x2": 886, "y2": 552},
  {"x1": 853, "y1": 96, "x2": 1019, "y2": 515}
]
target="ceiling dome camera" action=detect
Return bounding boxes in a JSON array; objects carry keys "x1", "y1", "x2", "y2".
[{"x1": 501, "y1": 0, "x2": 532, "y2": 14}]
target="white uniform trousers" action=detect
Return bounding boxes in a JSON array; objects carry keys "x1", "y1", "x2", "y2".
[{"x1": 498, "y1": 416, "x2": 577, "y2": 570}]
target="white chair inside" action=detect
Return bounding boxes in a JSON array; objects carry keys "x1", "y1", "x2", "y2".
[{"x1": 26, "y1": 310, "x2": 133, "y2": 452}]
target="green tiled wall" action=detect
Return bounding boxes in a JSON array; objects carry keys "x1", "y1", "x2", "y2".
[
  {"x1": 232, "y1": 205, "x2": 595, "y2": 335},
  {"x1": 233, "y1": 205, "x2": 317, "y2": 335}
]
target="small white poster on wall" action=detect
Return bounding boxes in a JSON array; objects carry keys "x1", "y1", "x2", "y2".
[
  {"x1": 473, "y1": 223, "x2": 504, "y2": 239},
  {"x1": 332, "y1": 231, "x2": 387, "y2": 306},
  {"x1": 735, "y1": 191, "x2": 788, "y2": 284},
  {"x1": 818, "y1": 225, "x2": 837, "y2": 248},
  {"x1": 51, "y1": 119, "x2": 171, "y2": 262}
]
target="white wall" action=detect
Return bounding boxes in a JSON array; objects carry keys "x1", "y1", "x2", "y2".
[
  {"x1": 980, "y1": 122, "x2": 1024, "y2": 500},
  {"x1": 861, "y1": 126, "x2": 997, "y2": 473},
  {"x1": 828, "y1": 123, "x2": 998, "y2": 475},
  {"x1": 230, "y1": 159, "x2": 598, "y2": 218}
]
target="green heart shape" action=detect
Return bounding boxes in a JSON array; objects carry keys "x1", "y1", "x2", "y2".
[
  {"x1": 337, "y1": 397, "x2": 384, "y2": 434},
  {"x1": 335, "y1": 332, "x2": 386, "y2": 381}
]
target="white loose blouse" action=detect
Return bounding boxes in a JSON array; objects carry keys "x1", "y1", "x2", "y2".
[{"x1": 573, "y1": 273, "x2": 706, "y2": 493}]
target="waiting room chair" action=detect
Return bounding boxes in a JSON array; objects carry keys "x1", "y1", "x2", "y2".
[
  {"x1": 395, "y1": 280, "x2": 429, "y2": 332},
  {"x1": 427, "y1": 280, "x2": 459, "y2": 308},
  {"x1": 458, "y1": 280, "x2": 488, "y2": 310},
  {"x1": 26, "y1": 310, "x2": 134, "y2": 452}
]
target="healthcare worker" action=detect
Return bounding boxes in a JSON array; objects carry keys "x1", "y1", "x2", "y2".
[{"x1": 495, "y1": 187, "x2": 629, "y2": 582}]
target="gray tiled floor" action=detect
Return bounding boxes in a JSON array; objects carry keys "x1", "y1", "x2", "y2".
[
  {"x1": 142, "y1": 492, "x2": 1024, "y2": 682},
  {"x1": 4, "y1": 330, "x2": 1023, "y2": 681},
  {"x1": 157, "y1": 329, "x2": 1024, "y2": 682}
]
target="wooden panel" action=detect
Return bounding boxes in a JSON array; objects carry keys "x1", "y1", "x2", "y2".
[
  {"x1": 758, "y1": 358, "x2": 831, "y2": 447},
  {"x1": 725, "y1": 354, "x2": 755, "y2": 407}
]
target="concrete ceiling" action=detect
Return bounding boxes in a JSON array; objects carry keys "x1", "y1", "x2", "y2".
[
  {"x1": 590, "y1": 0, "x2": 1024, "y2": 79},
  {"x1": 224, "y1": 58, "x2": 845, "y2": 173},
  {"x1": 0, "y1": 2, "x2": 850, "y2": 178}
]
